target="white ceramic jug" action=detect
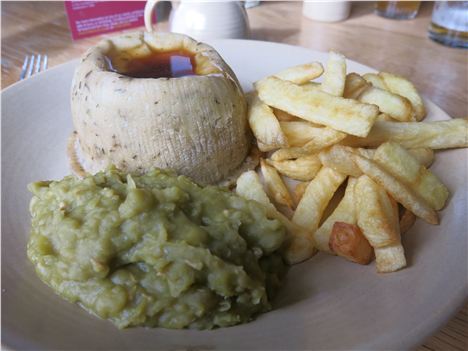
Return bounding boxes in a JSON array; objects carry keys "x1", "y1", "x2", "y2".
[{"x1": 144, "y1": 0, "x2": 250, "y2": 41}]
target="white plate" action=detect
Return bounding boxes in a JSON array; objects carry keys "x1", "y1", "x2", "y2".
[{"x1": 2, "y1": 40, "x2": 467, "y2": 351}]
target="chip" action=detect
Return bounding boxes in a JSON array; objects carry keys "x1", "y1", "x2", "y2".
[
  {"x1": 374, "y1": 244, "x2": 406, "y2": 273},
  {"x1": 329, "y1": 222, "x2": 373, "y2": 265},
  {"x1": 260, "y1": 159, "x2": 294, "y2": 209},
  {"x1": 356, "y1": 175, "x2": 400, "y2": 248},
  {"x1": 359, "y1": 86, "x2": 415, "y2": 122},
  {"x1": 319, "y1": 144, "x2": 434, "y2": 180},
  {"x1": 294, "y1": 182, "x2": 309, "y2": 206},
  {"x1": 362, "y1": 73, "x2": 388, "y2": 90},
  {"x1": 376, "y1": 113, "x2": 393, "y2": 122},
  {"x1": 273, "y1": 108, "x2": 302, "y2": 122},
  {"x1": 247, "y1": 92, "x2": 288, "y2": 151},
  {"x1": 353, "y1": 153, "x2": 439, "y2": 224},
  {"x1": 379, "y1": 71, "x2": 426, "y2": 121},
  {"x1": 301, "y1": 81, "x2": 322, "y2": 92},
  {"x1": 267, "y1": 155, "x2": 321, "y2": 181},
  {"x1": 319, "y1": 145, "x2": 361, "y2": 177},
  {"x1": 293, "y1": 167, "x2": 347, "y2": 231},
  {"x1": 255, "y1": 76, "x2": 379, "y2": 137},
  {"x1": 280, "y1": 121, "x2": 336, "y2": 147},
  {"x1": 373, "y1": 142, "x2": 449, "y2": 210},
  {"x1": 354, "y1": 176, "x2": 407, "y2": 272},
  {"x1": 321, "y1": 51, "x2": 346, "y2": 96},
  {"x1": 271, "y1": 127, "x2": 346, "y2": 160},
  {"x1": 274, "y1": 62, "x2": 324, "y2": 84},
  {"x1": 343, "y1": 118, "x2": 468, "y2": 150},
  {"x1": 406, "y1": 148, "x2": 434, "y2": 168},
  {"x1": 344, "y1": 73, "x2": 369, "y2": 99},
  {"x1": 314, "y1": 177, "x2": 359, "y2": 252}
]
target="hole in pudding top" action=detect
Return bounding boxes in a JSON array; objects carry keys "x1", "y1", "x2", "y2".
[{"x1": 106, "y1": 49, "x2": 197, "y2": 79}]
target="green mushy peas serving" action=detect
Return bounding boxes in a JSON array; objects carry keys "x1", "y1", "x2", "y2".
[{"x1": 27, "y1": 168, "x2": 287, "y2": 329}]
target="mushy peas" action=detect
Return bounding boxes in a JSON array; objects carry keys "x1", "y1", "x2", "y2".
[{"x1": 27, "y1": 168, "x2": 287, "y2": 329}]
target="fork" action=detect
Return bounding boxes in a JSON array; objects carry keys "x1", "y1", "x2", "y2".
[{"x1": 19, "y1": 54, "x2": 48, "y2": 80}]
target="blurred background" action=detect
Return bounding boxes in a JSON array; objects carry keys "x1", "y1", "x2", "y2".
[
  {"x1": 1, "y1": 2, "x2": 467, "y2": 349},
  {"x1": 1, "y1": 1, "x2": 466, "y2": 120}
]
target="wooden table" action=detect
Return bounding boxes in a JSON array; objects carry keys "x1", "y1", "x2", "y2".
[{"x1": 1, "y1": 2, "x2": 467, "y2": 350}]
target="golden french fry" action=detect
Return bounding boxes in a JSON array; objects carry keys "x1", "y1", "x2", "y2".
[
  {"x1": 355, "y1": 148, "x2": 375, "y2": 159},
  {"x1": 353, "y1": 153, "x2": 439, "y2": 224},
  {"x1": 273, "y1": 108, "x2": 302, "y2": 122},
  {"x1": 271, "y1": 148, "x2": 307, "y2": 162},
  {"x1": 247, "y1": 92, "x2": 288, "y2": 152},
  {"x1": 359, "y1": 86, "x2": 415, "y2": 122},
  {"x1": 274, "y1": 62, "x2": 324, "y2": 84},
  {"x1": 400, "y1": 208, "x2": 417, "y2": 234},
  {"x1": 355, "y1": 175, "x2": 406, "y2": 273},
  {"x1": 342, "y1": 118, "x2": 468, "y2": 150},
  {"x1": 300, "y1": 81, "x2": 322, "y2": 92},
  {"x1": 356, "y1": 175, "x2": 400, "y2": 248},
  {"x1": 318, "y1": 145, "x2": 432, "y2": 180},
  {"x1": 344, "y1": 73, "x2": 369, "y2": 99},
  {"x1": 353, "y1": 147, "x2": 434, "y2": 168},
  {"x1": 266, "y1": 155, "x2": 321, "y2": 181},
  {"x1": 379, "y1": 71, "x2": 426, "y2": 121},
  {"x1": 373, "y1": 142, "x2": 449, "y2": 210},
  {"x1": 279, "y1": 121, "x2": 328, "y2": 147},
  {"x1": 292, "y1": 167, "x2": 347, "y2": 231},
  {"x1": 314, "y1": 177, "x2": 359, "y2": 252},
  {"x1": 254, "y1": 76, "x2": 379, "y2": 137},
  {"x1": 321, "y1": 51, "x2": 346, "y2": 96},
  {"x1": 329, "y1": 222, "x2": 373, "y2": 265},
  {"x1": 236, "y1": 170, "x2": 316, "y2": 264},
  {"x1": 236, "y1": 170, "x2": 280, "y2": 216},
  {"x1": 318, "y1": 145, "x2": 362, "y2": 177},
  {"x1": 285, "y1": 234, "x2": 318, "y2": 266},
  {"x1": 363, "y1": 73, "x2": 388, "y2": 90},
  {"x1": 294, "y1": 182, "x2": 309, "y2": 206},
  {"x1": 376, "y1": 113, "x2": 393, "y2": 122},
  {"x1": 406, "y1": 148, "x2": 434, "y2": 168},
  {"x1": 260, "y1": 159, "x2": 294, "y2": 209},
  {"x1": 374, "y1": 244, "x2": 406, "y2": 273},
  {"x1": 271, "y1": 129, "x2": 347, "y2": 161}
]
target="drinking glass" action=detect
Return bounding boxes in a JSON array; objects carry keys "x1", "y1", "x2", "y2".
[
  {"x1": 375, "y1": 1, "x2": 421, "y2": 20},
  {"x1": 428, "y1": 1, "x2": 468, "y2": 48}
]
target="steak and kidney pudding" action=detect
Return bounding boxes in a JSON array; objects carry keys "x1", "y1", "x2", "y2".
[{"x1": 69, "y1": 31, "x2": 251, "y2": 185}]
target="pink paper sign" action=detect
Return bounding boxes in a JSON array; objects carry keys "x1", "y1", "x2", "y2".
[{"x1": 65, "y1": 1, "x2": 150, "y2": 40}]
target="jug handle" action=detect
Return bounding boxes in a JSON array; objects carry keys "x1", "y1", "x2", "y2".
[
  {"x1": 144, "y1": 0, "x2": 159, "y2": 32},
  {"x1": 145, "y1": 1, "x2": 178, "y2": 32}
]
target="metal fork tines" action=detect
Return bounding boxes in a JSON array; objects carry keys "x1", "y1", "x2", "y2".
[{"x1": 20, "y1": 54, "x2": 48, "y2": 80}]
